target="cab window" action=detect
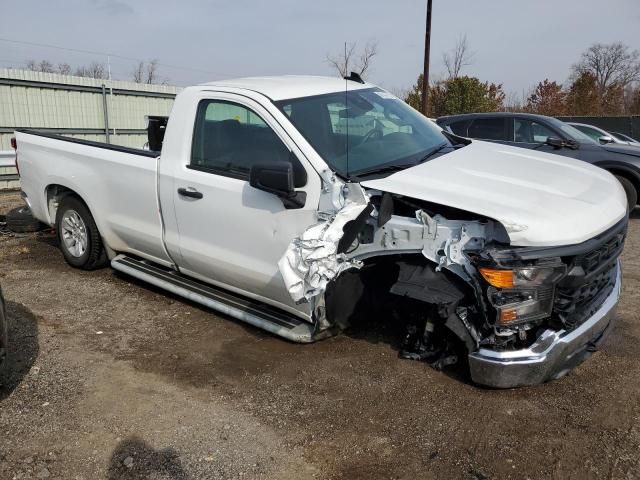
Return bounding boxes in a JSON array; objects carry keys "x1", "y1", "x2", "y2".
[
  {"x1": 446, "y1": 119, "x2": 472, "y2": 137},
  {"x1": 514, "y1": 119, "x2": 556, "y2": 143},
  {"x1": 190, "y1": 99, "x2": 306, "y2": 186},
  {"x1": 467, "y1": 118, "x2": 509, "y2": 141}
]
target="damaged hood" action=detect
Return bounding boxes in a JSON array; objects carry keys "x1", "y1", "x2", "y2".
[{"x1": 362, "y1": 141, "x2": 627, "y2": 247}]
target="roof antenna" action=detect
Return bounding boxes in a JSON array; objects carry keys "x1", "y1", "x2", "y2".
[
  {"x1": 344, "y1": 71, "x2": 365, "y2": 84},
  {"x1": 344, "y1": 42, "x2": 350, "y2": 180}
]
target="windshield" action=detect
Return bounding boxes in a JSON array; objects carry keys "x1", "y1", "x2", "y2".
[
  {"x1": 275, "y1": 88, "x2": 451, "y2": 177},
  {"x1": 548, "y1": 118, "x2": 596, "y2": 144}
]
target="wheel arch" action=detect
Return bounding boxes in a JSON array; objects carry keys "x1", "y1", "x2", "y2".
[
  {"x1": 324, "y1": 253, "x2": 480, "y2": 352},
  {"x1": 594, "y1": 163, "x2": 640, "y2": 205},
  {"x1": 45, "y1": 184, "x2": 92, "y2": 226}
]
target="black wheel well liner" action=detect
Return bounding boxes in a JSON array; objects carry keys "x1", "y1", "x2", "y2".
[
  {"x1": 45, "y1": 184, "x2": 91, "y2": 224},
  {"x1": 325, "y1": 254, "x2": 479, "y2": 351}
]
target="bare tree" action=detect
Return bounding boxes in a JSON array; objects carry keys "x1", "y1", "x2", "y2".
[
  {"x1": 357, "y1": 42, "x2": 378, "y2": 78},
  {"x1": 132, "y1": 61, "x2": 145, "y2": 83},
  {"x1": 38, "y1": 60, "x2": 55, "y2": 73},
  {"x1": 57, "y1": 63, "x2": 71, "y2": 75},
  {"x1": 443, "y1": 34, "x2": 474, "y2": 79},
  {"x1": 74, "y1": 62, "x2": 107, "y2": 79},
  {"x1": 145, "y1": 59, "x2": 159, "y2": 84},
  {"x1": 132, "y1": 59, "x2": 162, "y2": 84},
  {"x1": 26, "y1": 59, "x2": 73, "y2": 76},
  {"x1": 503, "y1": 90, "x2": 525, "y2": 112},
  {"x1": 326, "y1": 41, "x2": 378, "y2": 78},
  {"x1": 572, "y1": 42, "x2": 640, "y2": 96}
]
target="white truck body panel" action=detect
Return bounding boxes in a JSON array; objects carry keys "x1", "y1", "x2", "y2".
[
  {"x1": 362, "y1": 140, "x2": 627, "y2": 247},
  {"x1": 201, "y1": 75, "x2": 373, "y2": 101},
  {"x1": 16, "y1": 132, "x2": 171, "y2": 264}
]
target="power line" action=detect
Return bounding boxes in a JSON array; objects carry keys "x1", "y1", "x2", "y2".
[{"x1": 0, "y1": 37, "x2": 237, "y2": 77}]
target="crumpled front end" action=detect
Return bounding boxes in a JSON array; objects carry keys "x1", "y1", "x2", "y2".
[
  {"x1": 469, "y1": 261, "x2": 621, "y2": 388},
  {"x1": 276, "y1": 180, "x2": 626, "y2": 388},
  {"x1": 278, "y1": 184, "x2": 369, "y2": 304},
  {"x1": 466, "y1": 216, "x2": 627, "y2": 387}
]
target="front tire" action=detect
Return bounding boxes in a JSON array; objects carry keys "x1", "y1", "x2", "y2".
[
  {"x1": 614, "y1": 175, "x2": 637, "y2": 211},
  {"x1": 55, "y1": 196, "x2": 107, "y2": 270}
]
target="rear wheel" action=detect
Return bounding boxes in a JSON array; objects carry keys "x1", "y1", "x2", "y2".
[
  {"x1": 55, "y1": 196, "x2": 107, "y2": 270},
  {"x1": 614, "y1": 175, "x2": 637, "y2": 211}
]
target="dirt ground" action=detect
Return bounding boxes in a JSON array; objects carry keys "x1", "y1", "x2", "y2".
[{"x1": 0, "y1": 190, "x2": 638, "y2": 480}]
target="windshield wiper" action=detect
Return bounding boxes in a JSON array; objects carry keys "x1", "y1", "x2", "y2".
[
  {"x1": 415, "y1": 142, "x2": 450, "y2": 164},
  {"x1": 350, "y1": 143, "x2": 452, "y2": 179},
  {"x1": 348, "y1": 162, "x2": 417, "y2": 180}
]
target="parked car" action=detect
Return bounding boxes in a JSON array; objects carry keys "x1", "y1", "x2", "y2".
[
  {"x1": 14, "y1": 76, "x2": 627, "y2": 388},
  {"x1": 0, "y1": 286, "x2": 6, "y2": 370},
  {"x1": 610, "y1": 131, "x2": 640, "y2": 145},
  {"x1": 437, "y1": 112, "x2": 640, "y2": 209},
  {"x1": 568, "y1": 122, "x2": 639, "y2": 146}
]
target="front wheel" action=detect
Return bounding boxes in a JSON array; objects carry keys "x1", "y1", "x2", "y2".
[
  {"x1": 55, "y1": 196, "x2": 107, "y2": 270},
  {"x1": 615, "y1": 175, "x2": 637, "y2": 211}
]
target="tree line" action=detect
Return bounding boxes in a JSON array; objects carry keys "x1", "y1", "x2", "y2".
[
  {"x1": 24, "y1": 59, "x2": 165, "y2": 84},
  {"x1": 328, "y1": 40, "x2": 640, "y2": 118},
  {"x1": 23, "y1": 39, "x2": 640, "y2": 117},
  {"x1": 404, "y1": 41, "x2": 640, "y2": 118}
]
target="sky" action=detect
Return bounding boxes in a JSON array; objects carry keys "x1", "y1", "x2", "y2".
[{"x1": 2, "y1": 0, "x2": 639, "y2": 99}]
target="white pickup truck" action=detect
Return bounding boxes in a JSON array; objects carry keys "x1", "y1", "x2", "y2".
[{"x1": 15, "y1": 76, "x2": 628, "y2": 388}]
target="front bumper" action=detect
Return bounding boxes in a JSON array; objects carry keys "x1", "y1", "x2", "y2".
[{"x1": 468, "y1": 260, "x2": 622, "y2": 388}]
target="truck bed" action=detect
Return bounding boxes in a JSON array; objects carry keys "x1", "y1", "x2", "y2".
[
  {"x1": 16, "y1": 129, "x2": 159, "y2": 158},
  {"x1": 15, "y1": 129, "x2": 171, "y2": 265}
]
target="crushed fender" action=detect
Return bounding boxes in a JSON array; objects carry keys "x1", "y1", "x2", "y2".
[
  {"x1": 278, "y1": 184, "x2": 369, "y2": 303},
  {"x1": 416, "y1": 210, "x2": 487, "y2": 273}
]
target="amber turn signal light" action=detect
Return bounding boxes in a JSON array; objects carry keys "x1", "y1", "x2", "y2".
[
  {"x1": 479, "y1": 267, "x2": 514, "y2": 289},
  {"x1": 499, "y1": 308, "x2": 518, "y2": 323}
]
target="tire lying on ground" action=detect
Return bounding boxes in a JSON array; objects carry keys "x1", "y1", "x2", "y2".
[
  {"x1": 5, "y1": 206, "x2": 44, "y2": 233},
  {"x1": 55, "y1": 195, "x2": 108, "y2": 270}
]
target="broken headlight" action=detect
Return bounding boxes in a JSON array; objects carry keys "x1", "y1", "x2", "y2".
[{"x1": 479, "y1": 265, "x2": 566, "y2": 325}]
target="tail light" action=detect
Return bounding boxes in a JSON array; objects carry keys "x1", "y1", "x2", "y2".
[{"x1": 10, "y1": 136, "x2": 18, "y2": 175}]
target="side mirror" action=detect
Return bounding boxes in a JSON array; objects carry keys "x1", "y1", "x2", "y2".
[
  {"x1": 249, "y1": 162, "x2": 306, "y2": 209},
  {"x1": 598, "y1": 135, "x2": 614, "y2": 145},
  {"x1": 545, "y1": 137, "x2": 564, "y2": 149}
]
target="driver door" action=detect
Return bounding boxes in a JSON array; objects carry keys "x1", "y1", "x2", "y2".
[{"x1": 168, "y1": 93, "x2": 320, "y2": 316}]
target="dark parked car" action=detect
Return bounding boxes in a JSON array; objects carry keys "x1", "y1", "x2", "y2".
[
  {"x1": 437, "y1": 112, "x2": 640, "y2": 209},
  {"x1": 0, "y1": 287, "x2": 6, "y2": 369},
  {"x1": 568, "y1": 122, "x2": 639, "y2": 147}
]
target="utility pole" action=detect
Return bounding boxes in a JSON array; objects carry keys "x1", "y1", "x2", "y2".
[{"x1": 421, "y1": 0, "x2": 433, "y2": 116}]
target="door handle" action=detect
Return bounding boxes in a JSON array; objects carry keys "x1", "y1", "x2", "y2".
[{"x1": 177, "y1": 187, "x2": 204, "y2": 199}]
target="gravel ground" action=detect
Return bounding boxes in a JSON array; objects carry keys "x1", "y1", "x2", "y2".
[{"x1": 0, "y1": 190, "x2": 638, "y2": 480}]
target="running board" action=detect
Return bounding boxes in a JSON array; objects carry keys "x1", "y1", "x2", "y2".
[{"x1": 111, "y1": 254, "x2": 322, "y2": 343}]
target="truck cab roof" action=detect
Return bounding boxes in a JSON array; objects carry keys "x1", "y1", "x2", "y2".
[{"x1": 199, "y1": 75, "x2": 374, "y2": 101}]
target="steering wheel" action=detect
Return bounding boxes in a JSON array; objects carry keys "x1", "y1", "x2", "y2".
[{"x1": 359, "y1": 127, "x2": 384, "y2": 145}]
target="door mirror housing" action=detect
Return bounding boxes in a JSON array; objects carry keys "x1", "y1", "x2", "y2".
[
  {"x1": 249, "y1": 162, "x2": 306, "y2": 209},
  {"x1": 545, "y1": 137, "x2": 565, "y2": 149},
  {"x1": 598, "y1": 135, "x2": 614, "y2": 145}
]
